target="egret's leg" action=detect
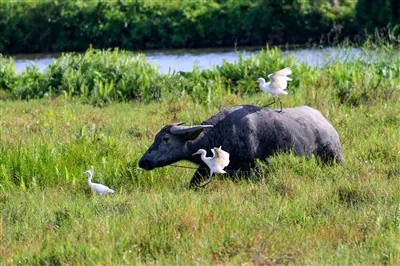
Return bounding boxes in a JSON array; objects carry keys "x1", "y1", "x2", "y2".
[
  {"x1": 189, "y1": 167, "x2": 210, "y2": 188},
  {"x1": 263, "y1": 96, "x2": 275, "y2": 107},
  {"x1": 197, "y1": 175, "x2": 213, "y2": 188},
  {"x1": 276, "y1": 98, "x2": 283, "y2": 113}
]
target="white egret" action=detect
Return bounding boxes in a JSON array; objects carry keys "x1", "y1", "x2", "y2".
[
  {"x1": 192, "y1": 146, "x2": 230, "y2": 187},
  {"x1": 256, "y1": 67, "x2": 292, "y2": 112},
  {"x1": 83, "y1": 170, "x2": 115, "y2": 195}
]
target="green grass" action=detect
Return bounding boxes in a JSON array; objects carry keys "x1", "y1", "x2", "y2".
[
  {"x1": 1, "y1": 44, "x2": 400, "y2": 264},
  {"x1": 1, "y1": 92, "x2": 400, "y2": 264}
]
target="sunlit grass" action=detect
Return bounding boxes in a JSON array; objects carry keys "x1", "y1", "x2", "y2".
[{"x1": 1, "y1": 88, "x2": 400, "y2": 264}]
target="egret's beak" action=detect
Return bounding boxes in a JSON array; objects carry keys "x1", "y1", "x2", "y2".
[
  {"x1": 192, "y1": 152, "x2": 200, "y2": 156},
  {"x1": 255, "y1": 80, "x2": 260, "y2": 83}
]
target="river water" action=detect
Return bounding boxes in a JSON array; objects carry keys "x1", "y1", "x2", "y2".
[{"x1": 11, "y1": 46, "x2": 364, "y2": 74}]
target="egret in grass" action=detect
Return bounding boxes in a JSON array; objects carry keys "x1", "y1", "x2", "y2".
[
  {"x1": 256, "y1": 67, "x2": 292, "y2": 112},
  {"x1": 192, "y1": 146, "x2": 230, "y2": 187},
  {"x1": 83, "y1": 170, "x2": 115, "y2": 195}
]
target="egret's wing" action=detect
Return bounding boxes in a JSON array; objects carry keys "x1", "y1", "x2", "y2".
[
  {"x1": 273, "y1": 67, "x2": 292, "y2": 77},
  {"x1": 268, "y1": 67, "x2": 292, "y2": 90},
  {"x1": 269, "y1": 75, "x2": 288, "y2": 90},
  {"x1": 93, "y1": 183, "x2": 113, "y2": 193},
  {"x1": 213, "y1": 147, "x2": 230, "y2": 168},
  {"x1": 267, "y1": 68, "x2": 291, "y2": 78},
  {"x1": 210, "y1": 148, "x2": 216, "y2": 159}
]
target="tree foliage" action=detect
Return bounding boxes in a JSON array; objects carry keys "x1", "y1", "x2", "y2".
[
  {"x1": 355, "y1": 0, "x2": 400, "y2": 32},
  {"x1": 0, "y1": 0, "x2": 361, "y2": 54}
]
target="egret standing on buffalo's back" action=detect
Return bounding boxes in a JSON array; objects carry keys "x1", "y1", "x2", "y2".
[{"x1": 256, "y1": 67, "x2": 292, "y2": 112}]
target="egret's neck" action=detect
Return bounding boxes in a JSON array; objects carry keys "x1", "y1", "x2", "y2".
[
  {"x1": 200, "y1": 150, "x2": 209, "y2": 162},
  {"x1": 259, "y1": 82, "x2": 271, "y2": 93},
  {"x1": 199, "y1": 150, "x2": 214, "y2": 169},
  {"x1": 87, "y1": 173, "x2": 93, "y2": 184}
]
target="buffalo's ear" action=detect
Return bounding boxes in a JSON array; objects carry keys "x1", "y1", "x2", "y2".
[
  {"x1": 170, "y1": 124, "x2": 213, "y2": 141},
  {"x1": 182, "y1": 129, "x2": 205, "y2": 141}
]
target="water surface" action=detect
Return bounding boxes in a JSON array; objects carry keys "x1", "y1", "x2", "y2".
[{"x1": 12, "y1": 46, "x2": 364, "y2": 74}]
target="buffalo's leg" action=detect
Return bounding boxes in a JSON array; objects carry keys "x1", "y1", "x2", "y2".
[{"x1": 189, "y1": 167, "x2": 210, "y2": 188}]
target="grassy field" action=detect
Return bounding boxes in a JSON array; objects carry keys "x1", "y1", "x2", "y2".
[{"x1": 1, "y1": 45, "x2": 400, "y2": 264}]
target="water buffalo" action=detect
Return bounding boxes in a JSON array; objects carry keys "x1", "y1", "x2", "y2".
[{"x1": 139, "y1": 105, "x2": 343, "y2": 186}]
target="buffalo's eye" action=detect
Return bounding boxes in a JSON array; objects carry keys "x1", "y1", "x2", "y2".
[{"x1": 162, "y1": 135, "x2": 170, "y2": 143}]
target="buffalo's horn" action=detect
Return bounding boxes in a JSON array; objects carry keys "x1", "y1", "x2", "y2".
[
  {"x1": 170, "y1": 124, "x2": 213, "y2": 135},
  {"x1": 170, "y1": 122, "x2": 186, "y2": 126}
]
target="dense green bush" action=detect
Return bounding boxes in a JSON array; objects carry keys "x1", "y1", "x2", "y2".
[
  {"x1": 0, "y1": 55, "x2": 46, "y2": 100},
  {"x1": 44, "y1": 48, "x2": 162, "y2": 104},
  {"x1": 0, "y1": 0, "x2": 358, "y2": 54},
  {"x1": 0, "y1": 48, "x2": 164, "y2": 104}
]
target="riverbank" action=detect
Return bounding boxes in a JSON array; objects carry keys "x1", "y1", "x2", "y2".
[{"x1": 1, "y1": 43, "x2": 399, "y2": 108}]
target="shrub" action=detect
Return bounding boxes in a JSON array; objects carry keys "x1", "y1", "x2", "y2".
[{"x1": 44, "y1": 48, "x2": 162, "y2": 104}]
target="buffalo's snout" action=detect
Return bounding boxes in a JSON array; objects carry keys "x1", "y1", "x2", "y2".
[{"x1": 138, "y1": 156, "x2": 156, "y2": 170}]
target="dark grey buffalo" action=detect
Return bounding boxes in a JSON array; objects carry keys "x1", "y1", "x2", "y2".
[{"x1": 139, "y1": 105, "x2": 343, "y2": 186}]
